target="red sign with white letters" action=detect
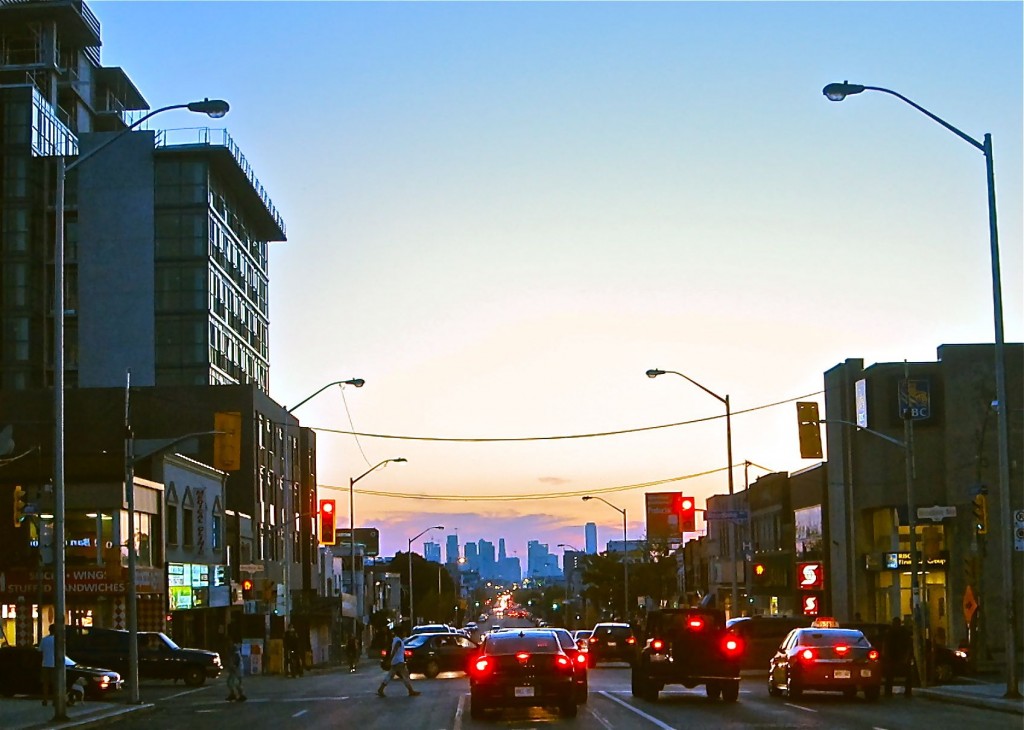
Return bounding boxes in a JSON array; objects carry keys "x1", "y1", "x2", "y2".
[
  {"x1": 796, "y1": 562, "x2": 825, "y2": 590},
  {"x1": 801, "y1": 594, "x2": 821, "y2": 615}
]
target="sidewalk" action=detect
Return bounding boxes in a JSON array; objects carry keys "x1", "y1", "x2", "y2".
[
  {"x1": 917, "y1": 676, "x2": 1024, "y2": 716},
  {"x1": 0, "y1": 698, "x2": 153, "y2": 730}
]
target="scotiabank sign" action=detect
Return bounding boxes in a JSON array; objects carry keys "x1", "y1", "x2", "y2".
[
  {"x1": 0, "y1": 567, "x2": 128, "y2": 599},
  {"x1": 796, "y1": 562, "x2": 825, "y2": 590}
]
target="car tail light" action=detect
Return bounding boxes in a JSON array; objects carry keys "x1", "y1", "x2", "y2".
[
  {"x1": 626, "y1": 636, "x2": 636, "y2": 644},
  {"x1": 516, "y1": 651, "x2": 531, "y2": 662},
  {"x1": 98, "y1": 676, "x2": 110, "y2": 689},
  {"x1": 588, "y1": 637, "x2": 598, "y2": 644},
  {"x1": 834, "y1": 644, "x2": 849, "y2": 656},
  {"x1": 800, "y1": 648, "x2": 815, "y2": 661},
  {"x1": 722, "y1": 636, "x2": 742, "y2": 655},
  {"x1": 473, "y1": 657, "x2": 492, "y2": 675},
  {"x1": 651, "y1": 639, "x2": 665, "y2": 652},
  {"x1": 556, "y1": 655, "x2": 571, "y2": 669},
  {"x1": 868, "y1": 649, "x2": 880, "y2": 661},
  {"x1": 404, "y1": 649, "x2": 413, "y2": 659},
  {"x1": 687, "y1": 618, "x2": 704, "y2": 630},
  {"x1": 575, "y1": 652, "x2": 587, "y2": 665}
]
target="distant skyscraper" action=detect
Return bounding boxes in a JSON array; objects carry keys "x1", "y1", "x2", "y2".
[
  {"x1": 478, "y1": 539, "x2": 496, "y2": 578},
  {"x1": 585, "y1": 523, "x2": 598, "y2": 554},
  {"x1": 424, "y1": 541, "x2": 441, "y2": 564},
  {"x1": 498, "y1": 538, "x2": 507, "y2": 561},
  {"x1": 465, "y1": 542, "x2": 479, "y2": 572},
  {"x1": 446, "y1": 534, "x2": 459, "y2": 564}
]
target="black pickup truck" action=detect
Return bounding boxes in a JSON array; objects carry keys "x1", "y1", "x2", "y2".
[
  {"x1": 631, "y1": 608, "x2": 743, "y2": 702},
  {"x1": 65, "y1": 628, "x2": 221, "y2": 687}
]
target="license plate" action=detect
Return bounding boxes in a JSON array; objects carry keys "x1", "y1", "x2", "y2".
[
  {"x1": 607, "y1": 641, "x2": 617, "y2": 647},
  {"x1": 834, "y1": 670, "x2": 851, "y2": 679},
  {"x1": 514, "y1": 686, "x2": 535, "y2": 698},
  {"x1": 860, "y1": 669, "x2": 873, "y2": 678}
]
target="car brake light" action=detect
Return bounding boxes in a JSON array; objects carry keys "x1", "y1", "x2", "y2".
[
  {"x1": 575, "y1": 652, "x2": 587, "y2": 664},
  {"x1": 834, "y1": 644, "x2": 849, "y2": 656},
  {"x1": 800, "y1": 648, "x2": 815, "y2": 661},
  {"x1": 723, "y1": 636, "x2": 741, "y2": 654},
  {"x1": 516, "y1": 651, "x2": 530, "y2": 662},
  {"x1": 473, "y1": 657, "x2": 491, "y2": 674},
  {"x1": 404, "y1": 649, "x2": 412, "y2": 659},
  {"x1": 626, "y1": 636, "x2": 636, "y2": 644},
  {"x1": 556, "y1": 655, "x2": 571, "y2": 669},
  {"x1": 651, "y1": 639, "x2": 665, "y2": 652},
  {"x1": 868, "y1": 649, "x2": 880, "y2": 661},
  {"x1": 687, "y1": 618, "x2": 704, "y2": 630}
]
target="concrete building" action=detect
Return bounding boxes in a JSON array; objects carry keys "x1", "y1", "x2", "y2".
[{"x1": 585, "y1": 522, "x2": 598, "y2": 554}]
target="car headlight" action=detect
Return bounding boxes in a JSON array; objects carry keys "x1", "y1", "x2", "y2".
[{"x1": 954, "y1": 650, "x2": 968, "y2": 659}]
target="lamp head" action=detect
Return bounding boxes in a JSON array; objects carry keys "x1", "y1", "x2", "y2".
[
  {"x1": 822, "y1": 81, "x2": 865, "y2": 102},
  {"x1": 344, "y1": 378, "x2": 365, "y2": 388},
  {"x1": 435, "y1": 525, "x2": 445, "y2": 530},
  {"x1": 187, "y1": 98, "x2": 230, "y2": 118},
  {"x1": 645, "y1": 369, "x2": 666, "y2": 379},
  {"x1": 582, "y1": 496, "x2": 592, "y2": 502},
  {"x1": 392, "y1": 457, "x2": 408, "y2": 463}
]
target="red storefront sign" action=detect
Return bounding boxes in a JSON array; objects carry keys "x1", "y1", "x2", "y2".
[
  {"x1": 796, "y1": 562, "x2": 825, "y2": 590},
  {"x1": 0, "y1": 566, "x2": 127, "y2": 599}
]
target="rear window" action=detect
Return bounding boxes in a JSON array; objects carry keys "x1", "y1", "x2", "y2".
[
  {"x1": 594, "y1": 625, "x2": 633, "y2": 638},
  {"x1": 404, "y1": 636, "x2": 429, "y2": 648},
  {"x1": 550, "y1": 630, "x2": 575, "y2": 650},
  {"x1": 796, "y1": 630, "x2": 869, "y2": 648},
  {"x1": 650, "y1": 611, "x2": 724, "y2": 633},
  {"x1": 487, "y1": 634, "x2": 560, "y2": 655}
]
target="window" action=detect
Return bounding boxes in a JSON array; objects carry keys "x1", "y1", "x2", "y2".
[
  {"x1": 182, "y1": 488, "x2": 195, "y2": 549},
  {"x1": 211, "y1": 497, "x2": 223, "y2": 551}
]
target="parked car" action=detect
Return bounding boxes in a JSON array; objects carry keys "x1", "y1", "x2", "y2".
[
  {"x1": 768, "y1": 627, "x2": 881, "y2": 701},
  {"x1": 65, "y1": 628, "x2": 221, "y2": 686},
  {"x1": 586, "y1": 623, "x2": 637, "y2": 665},
  {"x1": 403, "y1": 632, "x2": 478, "y2": 678},
  {"x1": 0, "y1": 646, "x2": 123, "y2": 699},
  {"x1": 727, "y1": 616, "x2": 813, "y2": 670},
  {"x1": 845, "y1": 622, "x2": 969, "y2": 684},
  {"x1": 547, "y1": 628, "x2": 589, "y2": 703},
  {"x1": 468, "y1": 629, "x2": 578, "y2": 719}
]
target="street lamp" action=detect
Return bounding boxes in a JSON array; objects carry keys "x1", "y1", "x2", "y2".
[
  {"x1": 646, "y1": 368, "x2": 739, "y2": 617},
  {"x1": 581, "y1": 497, "x2": 628, "y2": 620},
  {"x1": 408, "y1": 526, "x2": 444, "y2": 627},
  {"x1": 348, "y1": 458, "x2": 406, "y2": 635},
  {"x1": 48, "y1": 97, "x2": 228, "y2": 719},
  {"x1": 285, "y1": 378, "x2": 365, "y2": 413},
  {"x1": 822, "y1": 81, "x2": 1018, "y2": 699}
]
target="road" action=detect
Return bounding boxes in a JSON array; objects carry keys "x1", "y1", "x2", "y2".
[{"x1": 108, "y1": 663, "x2": 1018, "y2": 730}]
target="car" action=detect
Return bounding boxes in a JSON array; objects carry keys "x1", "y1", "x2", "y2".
[
  {"x1": 631, "y1": 608, "x2": 743, "y2": 702},
  {"x1": 768, "y1": 626, "x2": 881, "y2": 701},
  {"x1": 0, "y1": 646, "x2": 123, "y2": 699},
  {"x1": 547, "y1": 628, "x2": 589, "y2": 703},
  {"x1": 464, "y1": 622, "x2": 478, "y2": 632},
  {"x1": 572, "y1": 629, "x2": 593, "y2": 652},
  {"x1": 845, "y1": 622, "x2": 969, "y2": 684},
  {"x1": 586, "y1": 623, "x2": 637, "y2": 665},
  {"x1": 65, "y1": 628, "x2": 221, "y2": 687},
  {"x1": 403, "y1": 632, "x2": 478, "y2": 678},
  {"x1": 410, "y1": 623, "x2": 455, "y2": 635},
  {"x1": 727, "y1": 615, "x2": 813, "y2": 670},
  {"x1": 468, "y1": 628, "x2": 578, "y2": 720}
]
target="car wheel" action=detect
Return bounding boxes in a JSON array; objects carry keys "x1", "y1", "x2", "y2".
[
  {"x1": 864, "y1": 685, "x2": 880, "y2": 702},
  {"x1": 642, "y1": 682, "x2": 659, "y2": 703},
  {"x1": 630, "y1": 666, "x2": 643, "y2": 697},
  {"x1": 842, "y1": 687, "x2": 857, "y2": 699},
  {"x1": 767, "y1": 674, "x2": 782, "y2": 697},
  {"x1": 424, "y1": 660, "x2": 440, "y2": 679},
  {"x1": 560, "y1": 700, "x2": 578, "y2": 718},
  {"x1": 183, "y1": 666, "x2": 205, "y2": 687},
  {"x1": 722, "y1": 680, "x2": 739, "y2": 703},
  {"x1": 470, "y1": 692, "x2": 487, "y2": 719},
  {"x1": 786, "y1": 672, "x2": 802, "y2": 699},
  {"x1": 706, "y1": 681, "x2": 722, "y2": 700}
]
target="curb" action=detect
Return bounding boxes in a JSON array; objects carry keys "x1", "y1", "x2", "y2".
[
  {"x1": 27, "y1": 703, "x2": 155, "y2": 730},
  {"x1": 916, "y1": 689, "x2": 1024, "y2": 716}
]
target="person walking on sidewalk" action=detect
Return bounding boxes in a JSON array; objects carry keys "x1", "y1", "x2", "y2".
[
  {"x1": 346, "y1": 635, "x2": 359, "y2": 673},
  {"x1": 884, "y1": 617, "x2": 914, "y2": 697},
  {"x1": 221, "y1": 637, "x2": 247, "y2": 702},
  {"x1": 39, "y1": 624, "x2": 56, "y2": 706},
  {"x1": 377, "y1": 628, "x2": 420, "y2": 697}
]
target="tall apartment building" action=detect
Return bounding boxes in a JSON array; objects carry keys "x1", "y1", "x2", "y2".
[
  {"x1": 0, "y1": 0, "x2": 286, "y2": 393},
  {"x1": 423, "y1": 540, "x2": 441, "y2": 564},
  {"x1": 585, "y1": 522, "x2": 597, "y2": 554}
]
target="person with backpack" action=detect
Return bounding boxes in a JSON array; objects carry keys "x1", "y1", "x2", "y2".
[{"x1": 377, "y1": 627, "x2": 420, "y2": 697}]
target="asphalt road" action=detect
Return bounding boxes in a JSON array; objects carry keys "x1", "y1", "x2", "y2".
[{"x1": 107, "y1": 662, "x2": 1019, "y2": 730}]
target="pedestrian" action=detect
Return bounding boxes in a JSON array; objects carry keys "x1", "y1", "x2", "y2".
[
  {"x1": 284, "y1": 626, "x2": 302, "y2": 677},
  {"x1": 222, "y1": 636, "x2": 246, "y2": 702},
  {"x1": 39, "y1": 624, "x2": 56, "y2": 706},
  {"x1": 884, "y1": 617, "x2": 913, "y2": 697},
  {"x1": 346, "y1": 635, "x2": 359, "y2": 673},
  {"x1": 377, "y1": 628, "x2": 420, "y2": 697}
]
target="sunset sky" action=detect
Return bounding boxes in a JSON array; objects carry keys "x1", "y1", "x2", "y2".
[{"x1": 93, "y1": 1, "x2": 1023, "y2": 562}]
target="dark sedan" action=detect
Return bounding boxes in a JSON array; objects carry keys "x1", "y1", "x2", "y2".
[
  {"x1": 403, "y1": 632, "x2": 478, "y2": 678},
  {"x1": 548, "y1": 628, "x2": 589, "y2": 703},
  {"x1": 469, "y1": 629, "x2": 578, "y2": 719},
  {"x1": 0, "y1": 646, "x2": 123, "y2": 699}
]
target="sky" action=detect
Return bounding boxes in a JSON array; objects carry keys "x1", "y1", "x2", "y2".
[{"x1": 92, "y1": 0, "x2": 1023, "y2": 564}]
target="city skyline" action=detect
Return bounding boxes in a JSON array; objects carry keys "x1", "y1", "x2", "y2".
[{"x1": 90, "y1": 1, "x2": 1023, "y2": 561}]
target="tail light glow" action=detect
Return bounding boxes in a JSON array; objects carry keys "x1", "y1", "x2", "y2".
[
  {"x1": 834, "y1": 644, "x2": 849, "y2": 656},
  {"x1": 687, "y1": 618, "x2": 705, "y2": 630},
  {"x1": 516, "y1": 651, "x2": 530, "y2": 662},
  {"x1": 473, "y1": 657, "x2": 492, "y2": 674},
  {"x1": 575, "y1": 652, "x2": 587, "y2": 664},
  {"x1": 556, "y1": 655, "x2": 571, "y2": 669},
  {"x1": 868, "y1": 649, "x2": 880, "y2": 661},
  {"x1": 404, "y1": 649, "x2": 412, "y2": 659},
  {"x1": 800, "y1": 648, "x2": 815, "y2": 661},
  {"x1": 723, "y1": 636, "x2": 741, "y2": 654},
  {"x1": 626, "y1": 636, "x2": 636, "y2": 644},
  {"x1": 651, "y1": 639, "x2": 665, "y2": 652}
]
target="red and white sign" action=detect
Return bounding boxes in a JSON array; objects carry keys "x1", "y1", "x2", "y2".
[
  {"x1": 801, "y1": 594, "x2": 821, "y2": 616},
  {"x1": 796, "y1": 562, "x2": 825, "y2": 590}
]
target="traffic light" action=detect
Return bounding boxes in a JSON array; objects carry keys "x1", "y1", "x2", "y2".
[
  {"x1": 680, "y1": 496, "x2": 696, "y2": 532},
  {"x1": 242, "y1": 578, "x2": 254, "y2": 600},
  {"x1": 318, "y1": 498, "x2": 337, "y2": 545},
  {"x1": 213, "y1": 411, "x2": 242, "y2": 471},
  {"x1": 796, "y1": 401, "x2": 823, "y2": 459},
  {"x1": 972, "y1": 494, "x2": 988, "y2": 535},
  {"x1": 752, "y1": 562, "x2": 768, "y2": 583},
  {"x1": 12, "y1": 485, "x2": 26, "y2": 528}
]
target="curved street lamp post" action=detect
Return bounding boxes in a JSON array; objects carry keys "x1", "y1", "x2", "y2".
[
  {"x1": 48, "y1": 98, "x2": 228, "y2": 718},
  {"x1": 408, "y1": 526, "x2": 444, "y2": 627},
  {"x1": 646, "y1": 368, "x2": 738, "y2": 617},
  {"x1": 823, "y1": 81, "x2": 1018, "y2": 699},
  {"x1": 581, "y1": 497, "x2": 628, "y2": 620}
]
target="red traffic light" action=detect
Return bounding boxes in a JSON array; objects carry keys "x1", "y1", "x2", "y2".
[
  {"x1": 319, "y1": 498, "x2": 337, "y2": 545},
  {"x1": 680, "y1": 495, "x2": 696, "y2": 532},
  {"x1": 322, "y1": 501, "x2": 334, "y2": 514},
  {"x1": 242, "y1": 578, "x2": 253, "y2": 591}
]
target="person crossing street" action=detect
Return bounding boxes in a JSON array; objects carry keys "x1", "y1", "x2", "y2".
[{"x1": 377, "y1": 627, "x2": 420, "y2": 697}]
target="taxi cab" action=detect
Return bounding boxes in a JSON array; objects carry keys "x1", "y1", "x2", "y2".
[{"x1": 767, "y1": 618, "x2": 881, "y2": 701}]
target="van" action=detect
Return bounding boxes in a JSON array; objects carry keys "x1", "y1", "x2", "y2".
[{"x1": 727, "y1": 615, "x2": 813, "y2": 669}]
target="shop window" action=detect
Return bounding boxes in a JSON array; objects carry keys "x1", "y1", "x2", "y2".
[{"x1": 166, "y1": 484, "x2": 179, "y2": 546}]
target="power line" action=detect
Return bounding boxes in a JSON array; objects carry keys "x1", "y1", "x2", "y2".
[{"x1": 310, "y1": 390, "x2": 822, "y2": 443}]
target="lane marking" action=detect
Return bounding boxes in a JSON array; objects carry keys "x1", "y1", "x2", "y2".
[
  {"x1": 587, "y1": 704, "x2": 615, "y2": 730},
  {"x1": 597, "y1": 691, "x2": 676, "y2": 730},
  {"x1": 784, "y1": 702, "x2": 817, "y2": 713},
  {"x1": 162, "y1": 686, "x2": 211, "y2": 702},
  {"x1": 292, "y1": 709, "x2": 308, "y2": 718},
  {"x1": 452, "y1": 691, "x2": 465, "y2": 730}
]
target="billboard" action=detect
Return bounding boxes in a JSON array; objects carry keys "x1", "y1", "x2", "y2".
[
  {"x1": 645, "y1": 492, "x2": 682, "y2": 543},
  {"x1": 335, "y1": 527, "x2": 380, "y2": 556}
]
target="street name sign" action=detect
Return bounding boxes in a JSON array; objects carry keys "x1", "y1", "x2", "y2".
[{"x1": 917, "y1": 505, "x2": 956, "y2": 521}]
